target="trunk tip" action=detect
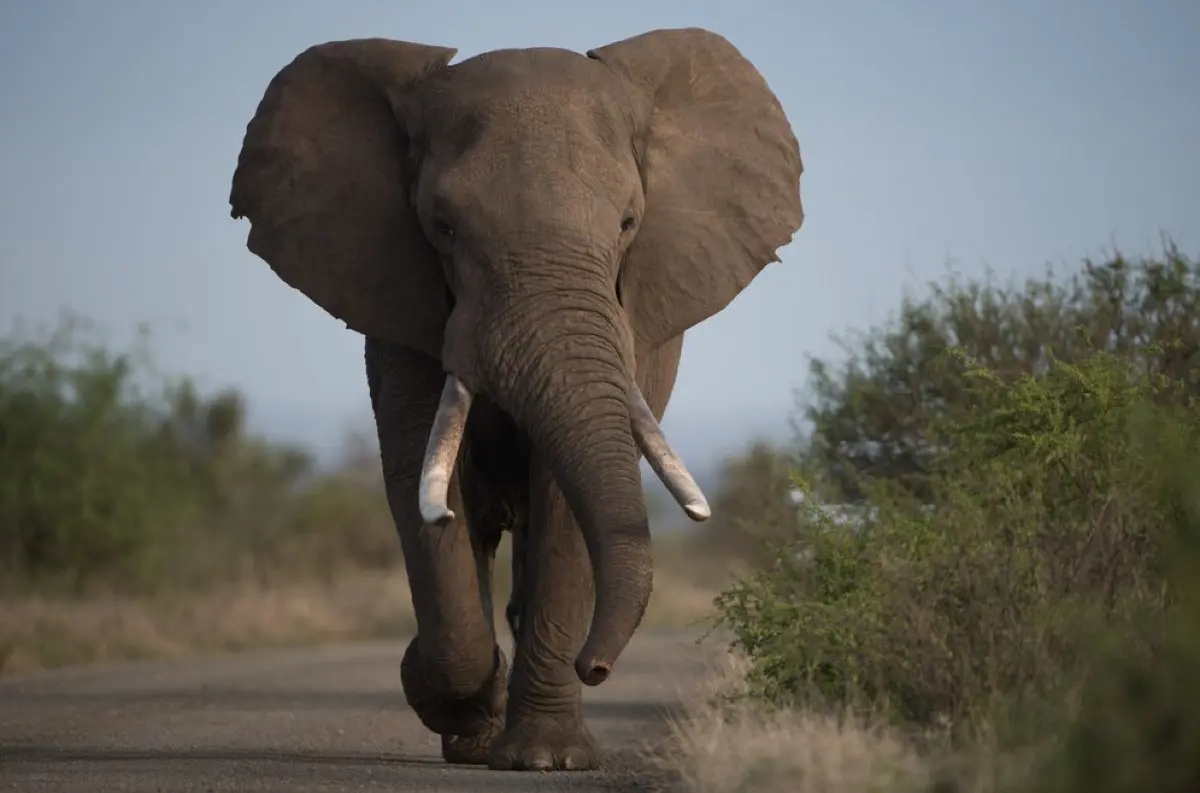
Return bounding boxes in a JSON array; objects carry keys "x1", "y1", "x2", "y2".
[
  {"x1": 684, "y1": 500, "x2": 711, "y2": 522},
  {"x1": 575, "y1": 656, "x2": 613, "y2": 686}
]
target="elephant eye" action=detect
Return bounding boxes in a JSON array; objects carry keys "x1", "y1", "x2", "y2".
[
  {"x1": 620, "y1": 215, "x2": 637, "y2": 233},
  {"x1": 432, "y1": 218, "x2": 455, "y2": 240}
]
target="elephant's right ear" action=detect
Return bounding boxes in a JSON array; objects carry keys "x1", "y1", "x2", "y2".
[{"x1": 230, "y1": 39, "x2": 456, "y2": 360}]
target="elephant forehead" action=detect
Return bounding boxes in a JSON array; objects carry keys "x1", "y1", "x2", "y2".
[
  {"x1": 447, "y1": 46, "x2": 621, "y2": 98},
  {"x1": 420, "y1": 48, "x2": 633, "y2": 153}
]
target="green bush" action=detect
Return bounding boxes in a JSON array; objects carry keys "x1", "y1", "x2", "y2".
[
  {"x1": 801, "y1": 243, "x2": 1200, "y2": 503},
  {"x1": 716, "y1": 348, "x2": 1191, "y2": 737},
  {"x1": 703, "y1": 244, "x2": 1200, "y2": 790},
  {"x1": 0, "y1": 313, "x2": 397, "y2": 595},
  {"x1": 1023, "y1": 402, "x2": 1200, "y2": 793}
]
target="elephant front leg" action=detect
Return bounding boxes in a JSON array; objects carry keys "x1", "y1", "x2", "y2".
[
  {"x1": 366, "y1": 339, "x2": 506, "y2": 764},
  {"x1": 396, "y1": 478, "x2": 509, "y2": 767},
  {"x1": 489, "y1": 452, "x2": 599, "y2": 771}
]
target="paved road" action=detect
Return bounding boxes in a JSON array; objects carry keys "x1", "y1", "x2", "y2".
[{"x1": 0, "y1": 631, "x2": 716, "y2": 792}]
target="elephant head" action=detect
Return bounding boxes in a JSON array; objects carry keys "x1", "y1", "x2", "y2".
[{"x1": 229, "y1": 28, "x2": 803, "y2": 685}]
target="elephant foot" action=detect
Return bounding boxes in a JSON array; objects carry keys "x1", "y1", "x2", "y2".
[
  {"x1": 441, "y1": 723, "x2": 503, "y2": 765},
  {"x1": 399, "y1": 637, "x2": 508, "y2": 765},
  {"x1": 488, "y1": 713, "x2": 599, "y2": 771}
]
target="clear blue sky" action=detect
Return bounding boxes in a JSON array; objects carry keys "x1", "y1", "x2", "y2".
[{"x1": 1, "y1": 1, "x2": 1197, "y2": 477}]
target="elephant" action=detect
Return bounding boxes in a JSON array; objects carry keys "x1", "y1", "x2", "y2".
[{"x1": 228, "y1": 27, "x2": 803, "y2": 771}]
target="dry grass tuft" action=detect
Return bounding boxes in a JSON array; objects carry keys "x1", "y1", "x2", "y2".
[
  {"x1": 661, "y1": 651, "x2": 937, "y2": 793},
  {"x1": 658, "y1": 650, "x2": 1034, "y2": 793}
]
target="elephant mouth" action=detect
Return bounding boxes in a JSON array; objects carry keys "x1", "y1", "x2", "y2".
[{"x1": 416, "y1": 375, "x2": 711, "y2": 527}]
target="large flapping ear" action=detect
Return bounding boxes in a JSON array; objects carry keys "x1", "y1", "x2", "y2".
[
  {"x1": 587, "y1": 29, "x2": 804, "y2": 353},
  {"x1": 230, "y1": 39, "x2": 456, "y2": 360}
]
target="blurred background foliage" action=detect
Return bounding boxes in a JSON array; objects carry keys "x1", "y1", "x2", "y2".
[{"x1": 0, "y1": 313, "x2": 397, "y2": 596}]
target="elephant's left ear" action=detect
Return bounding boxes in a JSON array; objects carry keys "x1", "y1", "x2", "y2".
[{"x1": 587, "y1": 28, "x2": 804, "y2": 352}]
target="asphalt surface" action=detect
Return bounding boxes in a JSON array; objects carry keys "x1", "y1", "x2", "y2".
[{"x1": 0, "y1": 631, "x2": 716, "y2": 792}]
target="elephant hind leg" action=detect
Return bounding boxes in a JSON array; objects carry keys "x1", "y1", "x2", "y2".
[{"x1": 506, "y1": 519, "x2": 527, "y2": 645}]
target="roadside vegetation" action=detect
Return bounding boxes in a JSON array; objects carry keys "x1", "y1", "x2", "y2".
[{"x1": 671, "y1": 241, "x2": 1200, "y2": 792}]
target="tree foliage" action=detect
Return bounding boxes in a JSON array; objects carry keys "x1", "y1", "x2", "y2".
[{"x1": 799, "y1": 241, "x2": 1200, "y2": 501}]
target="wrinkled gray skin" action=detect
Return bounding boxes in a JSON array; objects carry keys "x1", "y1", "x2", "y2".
[{"x1": 229, "y1": 27, "x2": 803, "y2": 771}]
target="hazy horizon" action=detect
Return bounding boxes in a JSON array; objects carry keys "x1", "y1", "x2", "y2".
[{"x1": 2, "y1": 1, "x2": 1197, "y2": 479}]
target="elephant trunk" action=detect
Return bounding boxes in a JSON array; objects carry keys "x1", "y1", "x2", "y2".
[
  {"x1": 418, "y1": 283, "x2": 711, "y2": 685},
  {"x1": 422, "y1": 287, "x2": 649, "y2": 685},
  {"x1": 484, "y1": 299, "x2": 652, "y2": 686}
]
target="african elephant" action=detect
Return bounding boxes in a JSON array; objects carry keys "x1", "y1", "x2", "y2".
[{"x1": 228, "y1": 27, "x2": 803, "y2": 771}]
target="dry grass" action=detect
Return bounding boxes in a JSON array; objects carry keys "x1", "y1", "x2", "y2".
[
  {"x1": 0, "y1": 534, "x2": 724, "y2": 677},
  {"x1": 658, "y1": 650, "x2": 1034, "y2": 793},
  {"x1": 661, "y1": 651, "x2": 931, "y2": 793},
  {"x1": 0, "y1": 571, "x2": 417, "y2": 675}
]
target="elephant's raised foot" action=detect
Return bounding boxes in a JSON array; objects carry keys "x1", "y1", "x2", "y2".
[
  {"x1": 488, "y1": 714, "x2": 599, "y2": 771},
  {"x1": 400, "y1": 637, "x2": 507, "y2": 765}
]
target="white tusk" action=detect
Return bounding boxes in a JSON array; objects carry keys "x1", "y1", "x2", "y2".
[
  {"x1": 418, "y1": 376, "x2": 473, "y2": 526},
  {"x1": 628, "y1": 386, "x2": 711, "y2": 522}
]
